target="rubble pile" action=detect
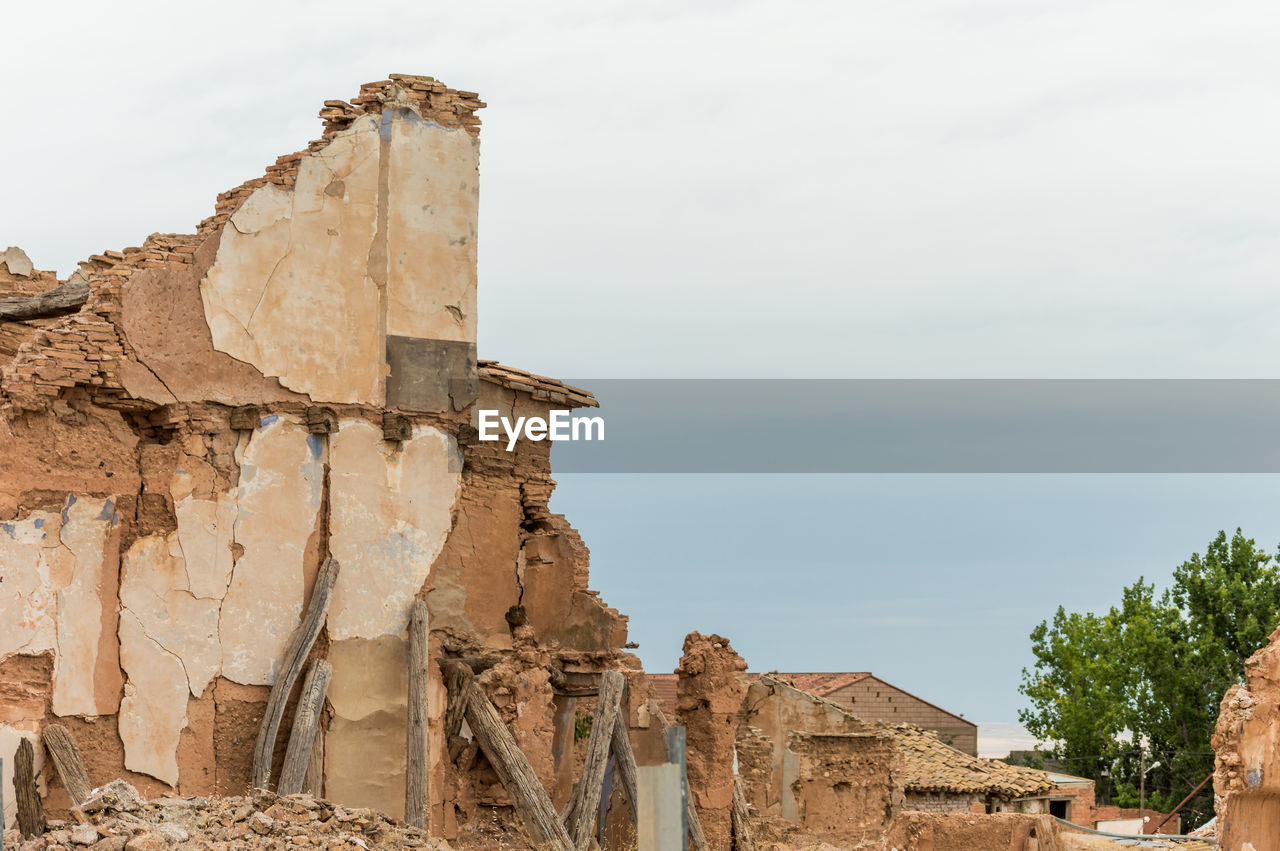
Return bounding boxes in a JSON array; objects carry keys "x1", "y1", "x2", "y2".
[{"x1": 10, "y1": 782, "x2": 452, "y2": 851}]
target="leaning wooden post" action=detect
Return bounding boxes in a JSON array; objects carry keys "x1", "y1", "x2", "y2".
[
  {"x1": 568, "y1": 671, "x2": 625, "y2": 850},
  {"x1": 15, "y1": 737, "x2": 44, "y2": 838},
  {"x1": 278, "y1": 659, "x2": 333, "y2": 795},
  {"x1": 449, "y1": 662, "x2": 573, "y2": 850},
  {"x1": 443, "y1": 661, "x2": 474, "y2": 740},
  {"x1": 42, "y1": 724, "x2": 92, "y2": 807},
  {"x1": 303, "y1": 727, "x2": 325, "y2": 798},
  {"x1": 611, "y1": 704, "x2": 640, "y2": 822},
  {"x1": 252, "y1": 557, "x2": 340, "y2": 790},
  {"x1": 405, "y1": 600, "x2": 430, "y2": 828}
]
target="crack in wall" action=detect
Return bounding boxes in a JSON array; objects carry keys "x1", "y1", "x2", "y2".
[{"x1": 120, "y1": 608, "x2": 193, "y2": 696}]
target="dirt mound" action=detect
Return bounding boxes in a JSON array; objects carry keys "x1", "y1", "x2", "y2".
[{"x1": 9, "y1": 781, "x2": 451, "y2": 850}]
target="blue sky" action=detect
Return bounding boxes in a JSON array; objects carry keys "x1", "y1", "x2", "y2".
[
  {"x1": 551, "y1": 474, "x2": 1280, "y2": 753},
  {"x1": 8, "y1": 0, "x2": 1280, "y2": 754}
]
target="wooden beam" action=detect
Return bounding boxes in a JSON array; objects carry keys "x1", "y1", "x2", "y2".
[
  {"x1": 303, "y1": 725, "x2": 325, "y2": 798},
  {"x1": 567, "y1": 671, "x2": 624, "y2": 850},
  {"x1": 15, "y1": 737, "x2": 45, "y2": 838},
  {"x1": 278, "y1": 659, "x2": 332, "y2": 795},
  {"x1": 405, "y1": 600, "x2": 429, "y2": 828},
  {"x1": 0, "y1": 280, "x2": 88, "y2": 322},
  {"x1": 611, "y1": 708, "x2": 640, "y2": 823},
  {"x1": 252, "y1": 557, "x2": 340, "y2": 790},
  {"x1": 443, "y1": 660, "x2": 475, "y2": 740},
  {"x1": 41, "y1": 724, "x2": 92, "y2": 807},
  {"x1": 456, "y1": 664, "x2": 573, "y2": 850},
  {"x1": 731, "y1": 776, "x2": 755, "y2": 851}
]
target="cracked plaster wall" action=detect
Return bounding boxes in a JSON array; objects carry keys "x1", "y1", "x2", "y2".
[
  {"x1": 200, "y1": 110, "x2": 478, "y2": 405},
  {"x1": 0, "y1": 77, "x2": 634, "y2": 836},
  {"x1": 0, "y1": 412, "x2": 461, "y2": 811},
  {"x1": 324, "y1": 419, "x2": 462, "y2": 818}
]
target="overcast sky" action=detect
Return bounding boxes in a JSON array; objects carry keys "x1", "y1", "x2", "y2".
[{"x1": 7, "y1": 1, "x2": 1280, "y2": 753}]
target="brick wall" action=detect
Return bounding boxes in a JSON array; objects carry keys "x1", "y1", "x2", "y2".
[
  {"x1": 1049, "y1": 782, "x2": 1095, "y2": 826},
  {"x1": 903, "y1": 791, "x2": 984, "y2": 813},
  {"x1": 827, "y1": 677, "x2": 978, "y2": 755}
]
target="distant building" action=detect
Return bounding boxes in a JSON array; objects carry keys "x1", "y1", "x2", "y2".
[{"x1": 649, "y1": 670, "x2": 978, "y2": 755}]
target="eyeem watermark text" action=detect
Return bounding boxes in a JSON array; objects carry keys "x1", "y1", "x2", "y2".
[{"x1": 478, "y1": 410, "x2": 605, "y2": 451}]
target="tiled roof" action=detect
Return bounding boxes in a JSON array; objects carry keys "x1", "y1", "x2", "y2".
[
  {"x1": 478, "y1": 361, "x2": 598, "y2": 408},
  {"x1": 764, "y1": 672, "x2": 872, "y2": 696},
  {"x1": 649, "y1": 673, "x2": 678, "y2": 710},
  {"x1": 755, "y1": 675, "x2": 1053, "y2": 799},
  {"x1": 890, "y1": 722, "x2": 1052, "y2": 797}
]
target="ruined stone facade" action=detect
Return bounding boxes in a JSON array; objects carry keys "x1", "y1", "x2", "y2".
[
  {"x1": 737, "y1": 674, "x2": 1054, "y2": 846},
  {"x1": 1213, "y1": 622, "x2": 1280, "y2": 847},
  {"x1": 0, "y1": 76, "x2": 633, "y2": 838},
  {"x1": 675, "y1": 632, "x2": 748, "y2": 848}
]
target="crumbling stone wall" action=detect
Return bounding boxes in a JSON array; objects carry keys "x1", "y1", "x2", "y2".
[
  {"x1": 884, "y1": 812, "x2": 1060, "y2": 851},
  {"x1": 0, "y1": 75, "x2": 632, "y2": 838},
  {"x1": 787, "y1": 731, "x2": 901, "y2": 846},
  {"x1": 904, "y1": 791, "x2": 985, "y2": 813},
  {"x1": 1213, "y1": 622, "x2": 1280, "y2": 848},
  {"x1": 675, "y1": 632, "x2": 747, "y2": 849}
]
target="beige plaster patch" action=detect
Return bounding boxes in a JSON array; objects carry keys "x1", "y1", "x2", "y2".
[
  {"x1": 386, "y1": 115, "x2": 479, "y2": 343},
  {"x1": 325, "y1": 636, "x2": 409, "y2": 819},
  {"x1": 118, "y1": 611, "x2": 188, "y2": 786},
  {"x1": 51, "y1": 496, "x2": 121, "y2": 717},
  {"x1": 327, "y1": 420, "x2": 460, "y2": 641},
  {"x1": 0, "y1": 512, "x2": 60, "y2": 659},
  {"x1": 220, "y1": 415, "x2": 323, "y2": 684}
]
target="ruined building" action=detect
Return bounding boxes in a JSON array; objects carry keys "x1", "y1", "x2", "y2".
[
  {"x1": 0, "y1": 75, "x2": 638, "y2": 839},
  {"x1": 1213, "y1": 621, "x2": 1280, "y2": 846},
  {"x1": 651, "y1": 670, "x2": 979, "y2": 755}
]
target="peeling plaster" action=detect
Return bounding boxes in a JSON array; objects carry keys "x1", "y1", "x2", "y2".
[
  {"x1": 0, "y1": 512, "x2": 59, "y2": 659},
  {"x1": 0, "y1": 497, "x2": 119, "y2": 717},
  {"x1": 119, "y1": 534, "x2": 222, "y2": 697},
  {"x1": 327, "y1": 420, "x2": 461, "y2": 641},
  {"x1": 198, "y1": 111, "x2": 480, "y2": 405},
  {"x1": 52, "y1": 496, "x2": 121, "y2": 717},
  {"x1": 118, "y1": 611, "x2": 188, "y2": 786},
  {"x1": 220, "y1": 415, "x2": 322, "y2": 684},
  {"x1": 200, "y1": 117, "x2": 384, "y2": 404}
]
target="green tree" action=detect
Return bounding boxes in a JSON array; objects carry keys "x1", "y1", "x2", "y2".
[{"x1": 1018, "y1": 529, "x2": 1280, "y2": 829}]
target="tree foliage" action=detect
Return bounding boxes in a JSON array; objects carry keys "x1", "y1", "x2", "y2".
[{"x1": 1019, "y1": 529, "x2": 1280, "y2": 828}]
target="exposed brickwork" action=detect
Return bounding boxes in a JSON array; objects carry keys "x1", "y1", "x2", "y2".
[
  {"x1": 826, "y1": 676, "x2": 977, "y2": 756},
  {"x1": 197, "y1": 76, "x2": 485, "y2": 238},
  {"x1": 1, "y1": 234, "x2": 202, "y2": 411},
  {"x1": 1046, "y1": 777, "x2": 1095, "y2": 827},
  {"x1": 2, "y1": 75, "x2": 486, "y2": 415},
  {"x1": 904, "y1": 791, "x2": 984, "y2": 813}
]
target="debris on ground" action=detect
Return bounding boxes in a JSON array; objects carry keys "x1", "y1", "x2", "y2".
[{"x1": 8, "y1": 781, "x2": 452, "y2": 850}]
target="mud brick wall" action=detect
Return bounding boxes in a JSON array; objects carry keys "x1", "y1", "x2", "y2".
[
  {"x1": 903, "y1": 791, "x2": 984, "y2": 813},
  {"x1": 0, "y1": 75, "x2": 632, "y2": 840},
  {"x1": 786, "y1": 731, "x2": 900, "y2": 846},
  {"x1": 675, "y1": 633, "x2": 748, "y2": 849}
]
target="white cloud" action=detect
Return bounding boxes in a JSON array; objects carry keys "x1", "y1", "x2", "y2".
[
  {"x1": 5, "y1": 0, "x2": 1280, "y2": 379},
  {"x1": 977, "y1": 721, "x2": 1043, "y2": 758}
]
